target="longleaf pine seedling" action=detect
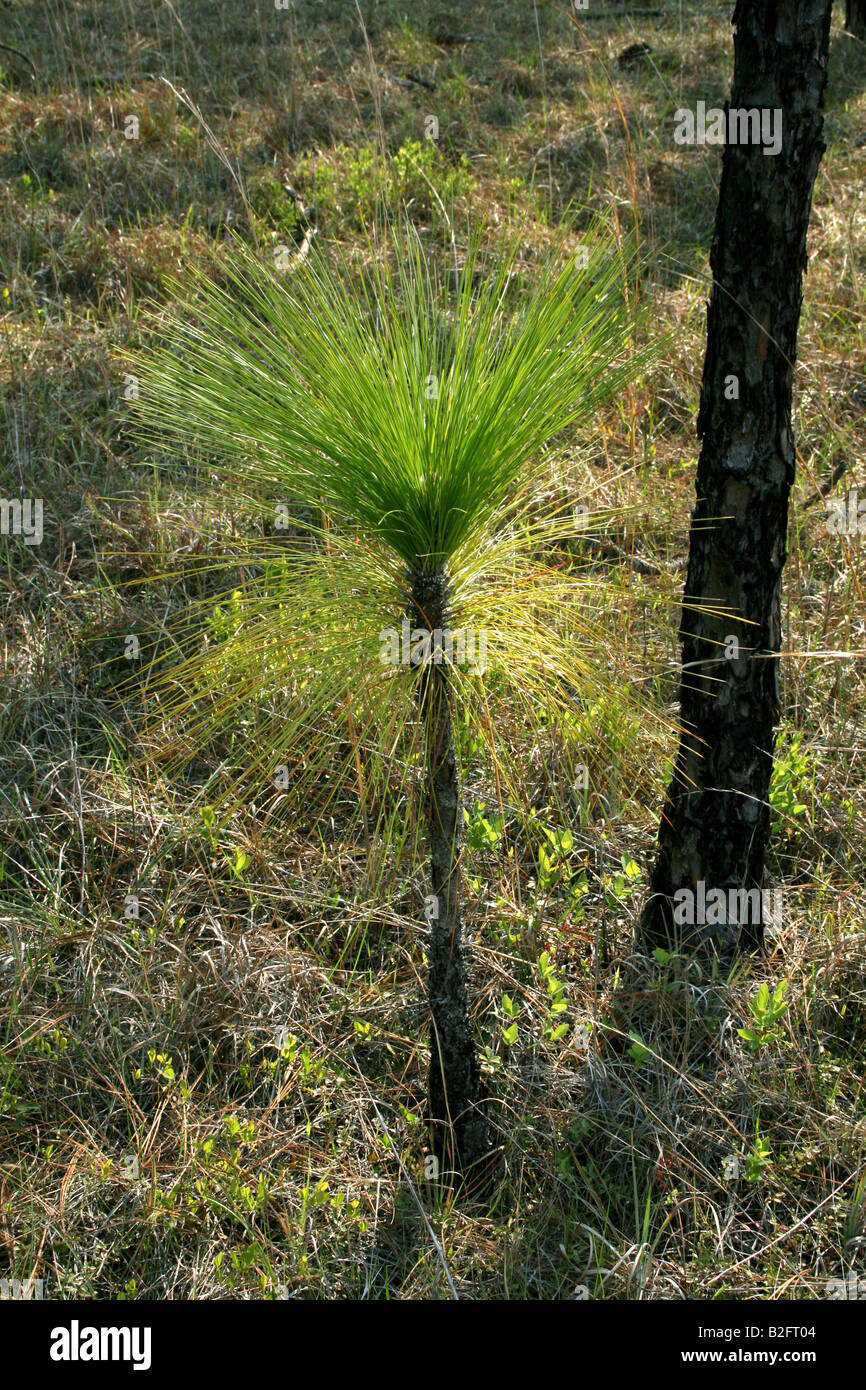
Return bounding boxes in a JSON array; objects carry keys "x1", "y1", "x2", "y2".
[{"x1": 126, "y1": 212, "x2": 664, "y2": 1187}]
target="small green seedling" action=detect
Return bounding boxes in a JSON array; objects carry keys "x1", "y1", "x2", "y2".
[
  {"x1": 501, "y1": 992, "x2": 520, "y2": 1047},
  {"x1": 539, "y1": 952, "x2": 570, "y2": 1042},
  {"x1": 738, "y1": 980, "x2": 789, "y2": 1052},
  {"x1": 744, "y1": 1133, "x2": 772, "y2": 1183},
  {"x1": 463, "y1": 801, "x2": 505, "y2": 854},
  {"x1": 200, "y1": 805, "x2": 218, "y2": 849},
  {"x1": 602, "y1": 854, "x2": 641, "y2": 910},
  {"x1": 227, "y1": 846, "x2": 251, "y2": 880}
]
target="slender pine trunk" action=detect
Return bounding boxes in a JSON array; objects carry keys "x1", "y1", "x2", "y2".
[
  {"x1": 410, "y1": 569, "x2": 491, "y2": 1185},
  {"x1": 640, "y1": 0, "x2": 833, "y2": 956}
]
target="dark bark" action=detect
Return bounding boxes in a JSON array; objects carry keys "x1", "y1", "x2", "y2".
[
  {"x1": 846, "y1": 0, "x2": 866, "y2": 38},
  {"x1": 641, "y1": 0, "x2": 833, "y2": 956},
  {"x1": 410, "y1": 569, "x2": 492, "y2": 1186}
]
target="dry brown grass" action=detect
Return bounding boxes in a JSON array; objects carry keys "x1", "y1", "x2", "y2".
[{"x1": 0, "y1": 0, "x2": 864, "y2": 1300}]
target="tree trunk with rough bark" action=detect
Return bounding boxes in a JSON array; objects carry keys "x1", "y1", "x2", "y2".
[
  {"x1": 641, "y1": 0, "x2": 833, "y2": 956},
  {"x1": 410, "y1": 569, "x2": 492, "y2": 1186}
]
